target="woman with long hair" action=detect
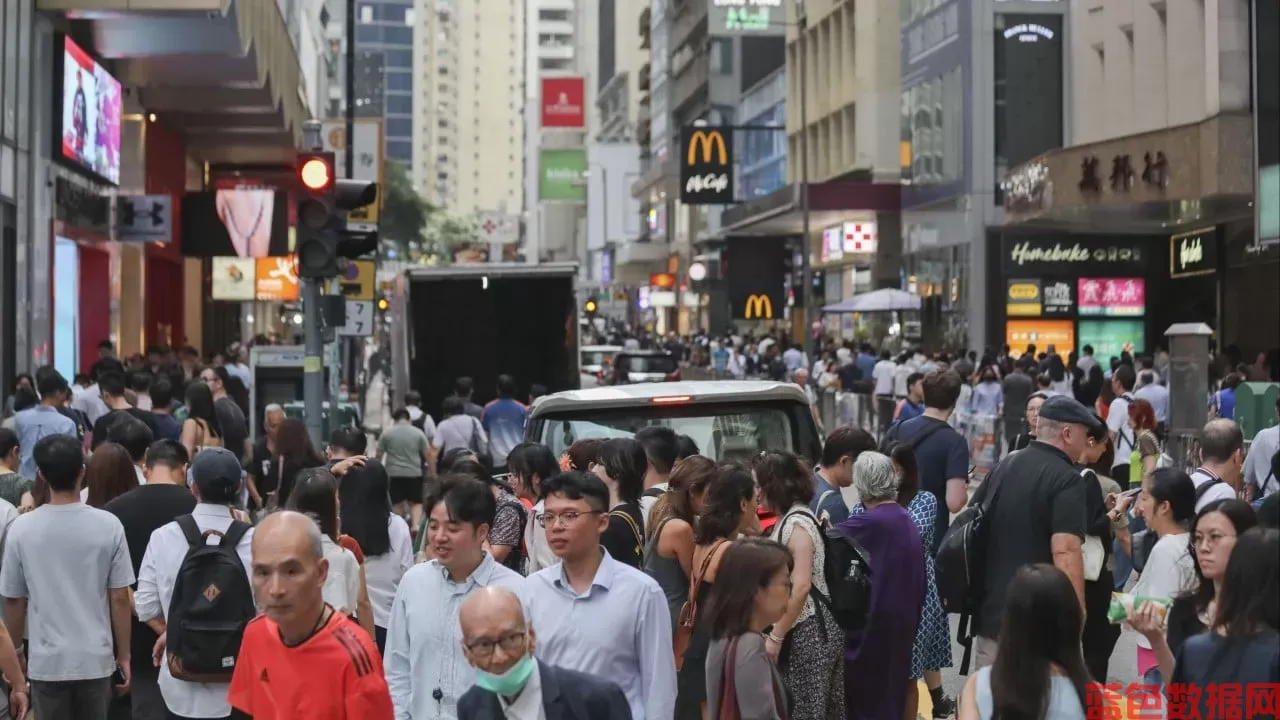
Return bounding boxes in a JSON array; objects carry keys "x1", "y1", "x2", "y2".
[
  {"x1": 680, "y1": 463, "x2": 760, "y2": 719},
  {"x1": 703, "y1": 538, "x2": 794, "y2": 720},
  {"x1": 756, "y1": 451, "x2": 844, "y2": 720},
  {"x1": 4, "y1": 373, "x2": 33, "y2": 418},
  {"x1": 180, "y1": 381, "x2": 223, "y2": 459},
  {"x1": 271, "y1": 418, "x2": 325, "y2": 507},
  {"x1": 287, "y1": 467, "x2": 376, "y2": 638},
  {"x1": 1129, "y1": 467, "x2": 1198, "y2": 685},
  {"x1": 958, "y1": 564, "x2": 1092, "y2": 720},
  {"x1": 646, "y1": 455, "x2": 716, "y2": 633},
  {"x1": 84, "y1": 442, "x2": 140, "y2": 508},
  {"x1": 511, "y1": 442, "x2": 561, "y2": 574},
  {"x1": 1128, "y1": 498, "x2": 1258, "y2": 682},
  {"x1": 840, "y1": 452, "x2": 926, "y2": 720},
  {"x1": 338, "y1": 459, "x2": 413, "y2": 654},
  {"x1": 1168, "y1": 527, "x2": 1280, "y2": 692},
  {"x1": 592, "y1": 438, "x2": 648, "y2": 568}
]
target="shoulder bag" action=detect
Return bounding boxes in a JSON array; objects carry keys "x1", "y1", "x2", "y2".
[{"x1": 675, "y1": 539, "x2": 725, "y2": 671}]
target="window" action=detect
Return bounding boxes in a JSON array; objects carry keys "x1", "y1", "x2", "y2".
[
  {"x1": 710, "y1": 38, "x2": 734, "y2": 74},
  {"x1": 386, "y1": 118, "x2": 413, "y2": 137},
  {"x1": 386, "y1": 95, "x2": 413, "y2": 114},
  {"x1": 356, "y1": 25, "x2": 381, "y2": 43},
  {"x1": 386, "y1": 140, "x2": 412, "y2": 164},
  {"x1": 386, "y1": 71, "x2": 413, "y2": 91},
  {"x1": 384, "y1": 25, "x2": 413, "y2": 45},
  {"x1": 384, "y1": 49, "x2": 412, "y2": 68}
]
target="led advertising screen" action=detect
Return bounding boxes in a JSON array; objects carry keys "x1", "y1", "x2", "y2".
[
  {"x1": 60, "y1": 37, "x2": 122, "y2": 185},
  {"x1": 180, "y1": 190, "x2": 291, "y2": 257},
  {"x1": 53, "y1": 237, "x2": 80, "y2": 382},
  {"x1": 1077, "y1": 319, "x2": 1145, "y2": 360}
]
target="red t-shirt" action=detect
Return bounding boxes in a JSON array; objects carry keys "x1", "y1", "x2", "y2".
[{"x1": 228, "y1": 609, "x2": 393, "y2": 720}]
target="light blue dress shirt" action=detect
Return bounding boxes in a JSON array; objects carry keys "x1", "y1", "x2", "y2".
[
  {"x1": 385, "y1": 552, "x2": 525, "y2": 720},
  {"x1": 13, "y1": 406, "x2": 78, "y2": 479},
  {"x1": 524, "y1": 550, "x2": 677, "y2": 720}
]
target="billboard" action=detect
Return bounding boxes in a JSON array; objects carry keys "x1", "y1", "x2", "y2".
[
  {"x1": 59, "y1": 36, "x2": 122, "y2": 185},
  {"x1": 725, "y1": 238, "x2": 788, "y2": 320},
  {"x1": 707, "y1": 0, "x2": 785, "y2": 36},
  {"x1": 680, "y1": 126, "x2": 735, "y2": 205},
  {"x1": 180, "y1": 190, "x2": 291, "y2": 258},
  {"x1": 211, "y1": 257, "x2": 258, "y2": 301},
  {"x1": 994, "y1": 14, "x2": 1064, "y2": 198},
  {"x1": 539, "y1": 149, "x2": 587, "y2": 202},
  {"x1": 900, "y1": 0, "x2": 971, "y2": 207},
  {"x1": 254, "y1": 256, "x2": 300, "y2": 302},
  {"x1": 541, "y1": 77, "x2": 586, "y2": 129}
]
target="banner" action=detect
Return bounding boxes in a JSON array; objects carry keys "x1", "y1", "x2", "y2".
[
  {"x1": 725, "y1": 238, "x2": 788, "y2": 320},
  {"x1": 211, "y1": 257, "x2": 257, "y2": 301},
  {"x1": 680, "y1": 126, "x2": 735, "y2": 205},
  {"x1": 254, "y1": 255, "x2": 300, "y2": 302},
  {"x1": 541, "y1": 77, "x2": 586, "y2": 129},
  {"x1": 539, "y1": 149, "x2": 587, "y2": 202}
]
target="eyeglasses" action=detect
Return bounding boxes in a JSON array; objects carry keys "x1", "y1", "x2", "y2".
[
  {"x1": 538, "y1": 510, "x2": 601, "y2": 528},
  {"x1": 465, "y1": 630, "x2": 527, "y2": 658},
  {"x1": 1193, "y1": 532, "x2": 1236, "y2": 550}
]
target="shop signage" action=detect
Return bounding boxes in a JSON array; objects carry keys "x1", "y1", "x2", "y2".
[
  {"x1": 680, "y1": 126, "x2": 735, "y2": 205},
  {"x1": 1041, "y1": 279, "x2": 1075, "y2": 315},
  {"x1": 1169, "y1": 227, "x2": 1217, "y2": 278},
  {"x1": 539, "y1": 149, "x2": 587, "y2": 202},
  {"x1": 725, "y1": 237, "x2": 787, "y2": 321},
  {"x1": 649, "y1": 272, "x2": 677, "y2": 290},
  {"x1": 540, "y1": 77, "x2": 586, "y2": 129},
  {"x1": 707, "y1": 0, "x2": 784, "y2": 36},
  {"x1": 211, "y1": 257, "x2": 256, "y2": 301},
  {"x1": 1006, "y1": 279, "x2": 1042, "y2": 316},
  {"x1": 744, "y1": 294, "x2": 774, "y2": 319},
  {"x1": 117, "y1": 195, "x2": 173, "y2": 243},
  {"x1": 843, "y1": 222, "x2": 878, "y2": 253},
  {"x1": 254, "y1": 255, "x2": 300, "y2": 302},
  {"x1": 1077, "y1": 319, "x2": 1145, "y2": 359},
  {"x1": 1003, "y1": 236, "x2": 1145, "y2": 273},
  {"x1": 1006, "y1": 319, "x2": 1075, "y2": 356},
  {"x1": 54, "y1": 177, "x2": 110, "y2": 235},
  {"x1": 822, "y1": 226, "x2": 843, "y2": 262},
  {"x1": 1079, "y1": 151, "x2": 1170, "y2": 195},
  {"x1": 1078, "y1": 278, "x2": 1145, "y2": 316}
]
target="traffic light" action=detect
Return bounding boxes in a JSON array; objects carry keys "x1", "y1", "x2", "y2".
[
  {"x1": 584, "y1": 298, "x2": 598, "y2": 316},
  {"x1": 376, "y1": 294, "x2": 390, "y2": 312},
  {"x1": 294, "y1": 152, "x2": 381, "y2": 279}
]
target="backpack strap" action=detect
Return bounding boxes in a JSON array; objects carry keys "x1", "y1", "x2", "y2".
[
  {"x1": 176, "y1": 515, "x2": 203, "y2": 549},
  {"x1": 610, "y1": 509, "x2": 643, "y2": 550},
  {"x1": 1193, "y1": 468, "x2": 1225, "y2": 502},
  {"x1": 219, "y1": 519, "x2": 251, "y2": 551}
]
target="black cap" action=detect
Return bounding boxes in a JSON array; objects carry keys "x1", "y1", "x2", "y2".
[
  {"x1": 190, "y1": 447, "x2": 243, "y2": 493},
  {"x1": 1039, "y1": 395, "x2": 1104, "y2": 431}
]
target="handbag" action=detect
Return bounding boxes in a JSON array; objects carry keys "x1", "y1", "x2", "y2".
[
  {"x1": 1083, "y1": 535, "x2": 1105, "y2": 582},
  {"x1": 717, "y1": 636, "x2": 741, "y2": 720},
  {"x1": 675, "y1": 540, "x2": 724, "y2": 671}
]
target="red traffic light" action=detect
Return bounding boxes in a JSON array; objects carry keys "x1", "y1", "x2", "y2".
[{"x1": 300, "y1": 157, "x2": 333, "y2": 191}]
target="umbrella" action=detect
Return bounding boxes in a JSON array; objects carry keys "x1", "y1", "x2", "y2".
[{"x1": 822, "y1": 289, "x2": 921, "y2": 313}]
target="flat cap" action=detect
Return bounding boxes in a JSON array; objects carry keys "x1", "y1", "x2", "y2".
[{"x1": 1039, "y1": 394, "x2": 1104, "y2": 431}]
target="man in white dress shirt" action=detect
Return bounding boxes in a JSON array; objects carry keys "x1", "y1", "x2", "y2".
[{"x1": 386, "y1": 476, "x2": 525, "y2": 720}]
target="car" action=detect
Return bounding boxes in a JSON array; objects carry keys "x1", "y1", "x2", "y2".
[
  {"x1": 580, "y1": 344, "x2": 623, "y2": 388},
  {"x1": 525, "y1": 380, "x2": 824, "y2": 465},
  {"x1": 603, "y1": 350, "x2": 681, "y2": 385}
]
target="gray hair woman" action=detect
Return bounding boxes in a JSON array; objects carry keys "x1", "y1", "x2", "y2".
[
  {"x1": 838, "y1": 450, "x2": 929, "y2": 719},
  {"x1": 853, "y1": 451, "x2": 899, "y2": 504}
]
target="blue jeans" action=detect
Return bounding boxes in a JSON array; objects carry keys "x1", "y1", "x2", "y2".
[
  {"x1": 1143, "y1": 666, "x2": 1163, "y2": 687},
  {"x1": 1113, "y1": 513, "x2": 1149, "y2": 590}
]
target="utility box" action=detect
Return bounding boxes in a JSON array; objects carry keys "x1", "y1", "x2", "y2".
[
  {"x1": 1235, "y1": 382, "x2": 1280, "y2": 442},
  {"x1": 1164, "y1": 323, "x2": 1214, "y2": 468}
]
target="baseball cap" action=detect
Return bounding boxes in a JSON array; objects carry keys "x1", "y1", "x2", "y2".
[{"x1": 189, "y1": 447, "x2": 243, "y2": 493}]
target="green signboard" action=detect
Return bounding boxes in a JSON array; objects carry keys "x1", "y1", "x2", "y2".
[
  {"x1": 708, "y1": 1, "x2": 783, "y2": 35},
  {"x1": 1077, "y1": 319, "x2": 1145, "y2": 360},
  {"x1": 539, "y1": 149, "x2": 587, "y2": 202}
]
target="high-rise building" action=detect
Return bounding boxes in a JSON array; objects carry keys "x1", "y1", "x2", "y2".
[
  {"x1": 354, "y1": 0, "x2": 416, "y2": 166},
  {"x1": 414, "y1": 0, "x2": 524, "y2": 215}
]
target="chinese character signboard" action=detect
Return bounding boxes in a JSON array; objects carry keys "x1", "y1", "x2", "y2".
[
  {"x1": 1006, "y1": 319, "x2": 1074, "y2": 356},
  {"x1": 1169, "y1": 227, "x2": 1217, "y2": 278},
  {"x1": 1041, "y1": 279, "x2": 1075, "y2": 316},
  {"x1": 539, "y1": 149, "x2": 587, "y2": 202},
  {"x1": 1078, "y1": 278, "x2": 1145, "y2": 316},
  {"x1": 1006, "y1": 279, "x2": 1042, "y2": 316},
  {"x1": 725, "y1": 237, "x2": 787, "y2": 321},
  {"x1": 540, "y1": 77, "x2": 586, "y2": 129},
  {"x1": 680, "y1": 126, "x2": 735, "y2": 205},
  {"x1": 707, "y1": 0, "x2": 784, "y2": 36}
]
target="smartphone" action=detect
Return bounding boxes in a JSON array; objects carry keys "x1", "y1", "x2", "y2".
[{"x1": 1121, "y1": 487, "x2": 1143, "y2": 498}]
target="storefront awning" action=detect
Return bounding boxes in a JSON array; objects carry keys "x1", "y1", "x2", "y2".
[
  {"x1": 1002, "y1": 113, "x2": 1254, "y2": 233},
  {"x1": 42, "y1": 0, "x2": 308, "y2": 165},
  {"x1": 718, "y1": 181, "x2": 901, "y2": 236}
]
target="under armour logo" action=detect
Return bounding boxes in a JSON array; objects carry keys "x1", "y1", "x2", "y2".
[{"x1": 202, "y1": 584, "x2": 222, "y2": 603}]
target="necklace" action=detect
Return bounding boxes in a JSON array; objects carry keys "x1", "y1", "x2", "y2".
[
  {"x1": 280, "y1": 604, "x2": 333, "y2": 648},
  {"x1": 223, "y1": 192, "x2": 267, "y2": 252}
]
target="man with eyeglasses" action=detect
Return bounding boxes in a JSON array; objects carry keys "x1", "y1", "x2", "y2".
[
  {"x1": 522, "y1": 471, "x2": 676, "y2": 720},
  {"x1": 385, "y1": 476, "x2": 524, "y2": 719},
  {"x1": 457, "y1": 586, "x2": 631, "y2": 719}
]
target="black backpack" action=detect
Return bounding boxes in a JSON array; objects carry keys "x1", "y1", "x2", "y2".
[
  {"x1": 165, "y1": 516, "x2": 256, "y2": 683},
  {"x1": 778, "y1": 509, "x2": 872, "y2": 633},
  {"x1": 935, "y1": 451, "x2": 1011, "y2": 674}
]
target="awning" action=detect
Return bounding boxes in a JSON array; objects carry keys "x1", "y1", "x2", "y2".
[
  {"x1": 718, "y1": 181, "x2": 901, "y2": 236},
  {"x1": 43, "y1": 0, "x2": 308, "y2": 165},
  {"x1": 1001, "y1": 113, "x2": 1254, "y2": 232}
]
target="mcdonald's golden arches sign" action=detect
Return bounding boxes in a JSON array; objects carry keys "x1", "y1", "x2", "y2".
[{"x1": 680, "y1": 126, "x2": 735, "y2": 205}]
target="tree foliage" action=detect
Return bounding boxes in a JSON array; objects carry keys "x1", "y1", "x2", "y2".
[{"x1": 380, "y1": 158, "x2": 432, "y2": 249}]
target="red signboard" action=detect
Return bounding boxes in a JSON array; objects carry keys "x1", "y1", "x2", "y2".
[
  {"x1": 649, "y1": 272, "x2": 677, "y2": 289},
  {"x1": 541, "y1": 77, "x2": 586, "y2": 128}
]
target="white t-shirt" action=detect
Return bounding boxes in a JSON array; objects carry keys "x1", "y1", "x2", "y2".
[
  {"x1": 320, "y1": 536, "x2": 362, "y2": 616},
  {"x1": 1130, "y1": 532, "x2": 1195, "y2": 649},
  {"x1": 873, "y1": 360, "x2": 897, "y2": 396},
  {"x1": 1244, "y1": 425, "x2": 1280, "y2": 498},
  {"x1": 638, "y1": 483, "x2": 670, "y2": 526},
  {"x1": 1191, "y1": 468, "x2": 1237, "y2": 512},
  {"x1": 1107, "y1": 395, "x2": 1135, "y2": 471},
  {"x1": 363, "y1": 515, "x2": 414, "y2": 629}
]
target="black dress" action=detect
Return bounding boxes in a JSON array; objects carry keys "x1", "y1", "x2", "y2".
[
  {"x1": 676, "y1": 580, "x2": 714, "y2": 720},
  {"x1": 1081, "y1": 468, "x2": 1121, "y2": 682}
]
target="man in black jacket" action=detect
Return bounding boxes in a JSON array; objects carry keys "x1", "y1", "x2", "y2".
[{"x1": 456, "y1": 587, "x2": 631, "y2": 720}]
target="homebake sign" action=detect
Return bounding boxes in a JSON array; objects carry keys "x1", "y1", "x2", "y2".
[{"x1": 1002, "y1": 236, "x2": 1145, "y2": 274}]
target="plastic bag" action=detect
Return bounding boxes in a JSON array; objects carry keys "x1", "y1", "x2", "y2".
[{"x1": 1107, "y1": 592, "x2": 1171, "y2": 625}]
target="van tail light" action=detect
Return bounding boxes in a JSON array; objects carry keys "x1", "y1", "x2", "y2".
[
  {"x1": 650, "y1": 395, "x2": 693, "y2": 405},
  {"x1": 665, "y1": 368, "x2": 682, "y2": 381}
]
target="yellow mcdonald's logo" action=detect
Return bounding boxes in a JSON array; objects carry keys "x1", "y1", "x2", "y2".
[
  {"x1": 687, "y1": 130, "x2": 728, "y2": 166},
  {"x1": 744, "y1": 294, "x2": 773, "y2": 319}
]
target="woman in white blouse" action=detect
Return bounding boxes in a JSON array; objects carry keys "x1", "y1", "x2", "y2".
[
  {"x1": 339, "y1": 460, "x2": 414, "y2": 653},
  {"x1": 286, "y1": 469, "x2": 374, "y2": 638}
]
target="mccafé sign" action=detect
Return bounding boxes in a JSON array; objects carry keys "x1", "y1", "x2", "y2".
[
  {"x1": 680, "y1": 126, "x2": 735, "y2": 205},
  {"x1": 1169, "y1": 227, "x2": 1217, "y2": 278},
  {"x1": 744, "y1": 294, "x2": 774, "y2": 319}
]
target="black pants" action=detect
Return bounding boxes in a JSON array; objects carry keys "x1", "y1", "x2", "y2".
[
  {"x1": 1083, "y1": 569, "x2": 1121, "y2": 682},
  {"x1": 1115, "y1": 464, "x2": 1133, "y2": 490},
  {"x1": 376, "y1": 625, "x2": 388, "y2": 655},
  {"x1": 31, "y1": 677, "x2": 114, "y2": 720}
]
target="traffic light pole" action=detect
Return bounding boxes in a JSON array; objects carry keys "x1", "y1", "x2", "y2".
[{"x1": 301, "y1": 120, "x2": 327, "y2": 448}]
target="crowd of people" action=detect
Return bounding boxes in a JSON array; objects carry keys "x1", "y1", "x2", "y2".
[{"x1": 0, "y1": 329, "x2": 1276, "y2": 720}]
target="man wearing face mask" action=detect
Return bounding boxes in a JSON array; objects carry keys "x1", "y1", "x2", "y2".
[
  {"x1": 456, "y1": 587, "x2": 631, "y2": 719},
  {"x1": 385, "y1": 476, "x2": 525, "y2": 719}
]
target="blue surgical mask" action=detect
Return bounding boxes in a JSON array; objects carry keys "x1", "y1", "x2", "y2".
[{"x1": 474, "y1": 652, "x2": 536, "y2": 697}]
